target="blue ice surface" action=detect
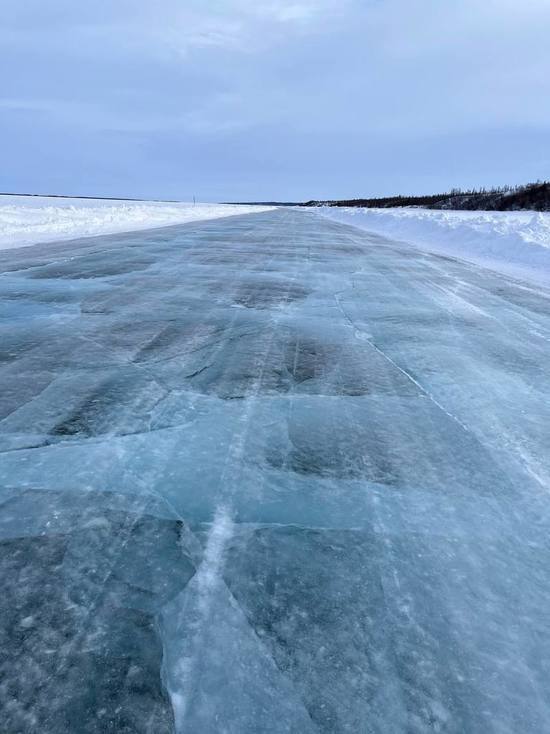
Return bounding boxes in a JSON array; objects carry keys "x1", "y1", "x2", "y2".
[{"x1": 1, "y1": 208, "x2": 550, "y2": 732}]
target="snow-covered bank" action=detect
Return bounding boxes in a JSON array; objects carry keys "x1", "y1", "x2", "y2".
[
  {"x1": 316, "y1": 206, "x2": 550, "y2": 287},
  {"x1": 0, "y1": 195, "x2": 274, "y2": 250}
]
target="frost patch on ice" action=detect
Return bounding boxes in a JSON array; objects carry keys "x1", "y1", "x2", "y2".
[
  {"x1": 197, "y1": 506, "x2": 234, "y2": 612},
  {"x1": 163, "y1": 506, "x2": 233, "y2": 726}
]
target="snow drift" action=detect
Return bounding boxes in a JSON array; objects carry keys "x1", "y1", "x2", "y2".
[
  {"x1": 315, "y1": 206, "x2": 550, "y2": 287},
  {"x1": 0, "y1": 195, "x2": 274, "y2": 250}
]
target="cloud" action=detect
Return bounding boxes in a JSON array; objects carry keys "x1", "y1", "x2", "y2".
[
  {"x1": 2, "y1": 1, "x2": 350, "y2": 59},
  {"x1": 4, "y1": 0, "x2": 550, "y2": 134},
  {"x1": 2, "y1": 0, "x2": 550, "y2": 198}
]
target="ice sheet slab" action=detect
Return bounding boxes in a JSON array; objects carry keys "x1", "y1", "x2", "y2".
[
  {"x1": 0, "y1": 489, "x2": 196, "y2": 733},
  {"x1": 2, "y1": 210, "x2": 550, "y2": 732}
]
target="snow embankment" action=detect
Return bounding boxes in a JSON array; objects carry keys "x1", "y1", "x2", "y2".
[
  {"x1": 0, "y1": 195, "x2": 274, "y2": 250},
  {"x1": 317, "y1": 206, "x2": 550, "y2": 287}
]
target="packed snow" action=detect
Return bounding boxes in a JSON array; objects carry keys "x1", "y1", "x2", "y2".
[
  {"x1": 0, "y1": 195, "x2": 274, "y2": 250},
  {"x1": 316, "y1": 206, "x2": 550, "y2": 287}
]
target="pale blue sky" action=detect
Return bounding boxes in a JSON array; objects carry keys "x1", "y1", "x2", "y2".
[{"x1": 2, "y1": 1, "x2": 550, "y2": 201}]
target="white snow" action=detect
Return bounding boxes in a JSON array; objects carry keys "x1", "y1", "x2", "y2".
[
  {"x1": 315, "y1": 206, "x2": 550, "y2": 287},
  {"x1": 0, "y1": 195, "x2": 274, "y2": 250}
]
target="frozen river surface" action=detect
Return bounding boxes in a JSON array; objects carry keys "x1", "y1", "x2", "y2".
[{"x1": 1, "y1": 209, "x2": 550, "y2": 732}]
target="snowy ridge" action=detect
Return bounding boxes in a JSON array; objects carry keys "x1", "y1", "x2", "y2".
[
  {"x1": 0, "y1": 195, "x2": 274, "y2": 249},
  {"x1": 316, "y1": 206, "x2": 550, "y2": 287}
]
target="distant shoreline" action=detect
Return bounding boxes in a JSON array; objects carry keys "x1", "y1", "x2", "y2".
[
  {"x1": 4, "y1": 181, "x2": 550, "y2": 212},
  {"x1": 0, "y1": 192, "x2": 181, "y2": 204}
]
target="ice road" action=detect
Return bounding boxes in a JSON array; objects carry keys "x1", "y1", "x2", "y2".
[{"x1": 1, "y1": 208, "x2": 550, "y2": 733}]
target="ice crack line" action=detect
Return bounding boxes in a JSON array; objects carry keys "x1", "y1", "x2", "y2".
[{"x1": 333, "y1": 292, "x2": 473, "y2": 435}]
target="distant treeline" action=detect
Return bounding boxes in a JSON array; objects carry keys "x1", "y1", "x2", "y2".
[
  {"x1": 303, "y1": 181, "x2": 550, "y2": 212},
  {"x1": 224, "y1": 201, "x2": 302, "y2": 207}
]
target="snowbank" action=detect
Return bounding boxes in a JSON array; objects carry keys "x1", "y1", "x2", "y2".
[
  {"x1": 0, "y1": 195, "x2": 274, "y2": 250},
  {"x1": 316, "y1": 206, "x2": 550, "y2": 287}
]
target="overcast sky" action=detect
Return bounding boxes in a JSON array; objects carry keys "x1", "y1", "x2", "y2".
[{"x1": 2, "y1": 0, "x2": 550, "y2": 201}]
